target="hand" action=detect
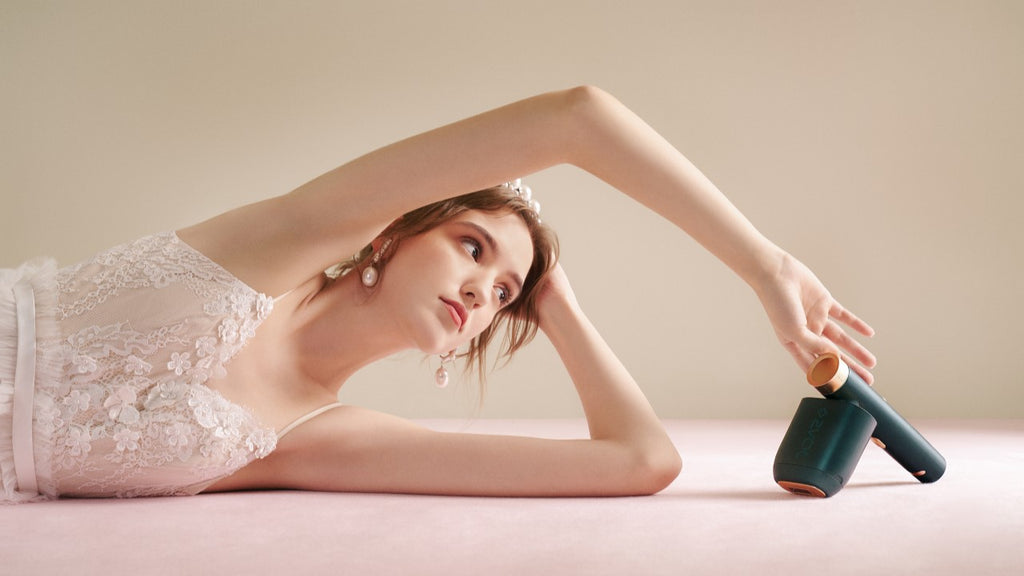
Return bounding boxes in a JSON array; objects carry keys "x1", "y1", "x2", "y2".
[
  {"x1": 534, "y1": 263, "x2": 582, "y2": 333},
  {"x1": 754, "y1": 252, "x2": 877, "y2": 384}
]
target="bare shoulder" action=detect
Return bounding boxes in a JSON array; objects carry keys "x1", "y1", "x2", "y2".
[{"x1": 176, "y1": 189, "x2": 384, "y2": 296}]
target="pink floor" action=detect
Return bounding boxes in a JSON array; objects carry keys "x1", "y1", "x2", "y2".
[{"x1": 3, "y1": 419, "x2": 1022, "y2": 575}]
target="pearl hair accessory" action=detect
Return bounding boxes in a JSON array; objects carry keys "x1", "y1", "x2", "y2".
[
  {"x1": 435, "y1": 350, "x2": 456, "y2": 388},
  {"x1": 503, "y1": 178, "x2": 541, "y2": 220},
  {"x1": 360, "y1": 237, "x2": 393, "y2": 287}
]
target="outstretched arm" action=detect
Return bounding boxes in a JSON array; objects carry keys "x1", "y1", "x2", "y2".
[
  {"x1": 181, "y1": 85, "x2": 874, "y2": 378},
  {"x1": 548, "y1": 88, "x2": 876, "y2": 380}
]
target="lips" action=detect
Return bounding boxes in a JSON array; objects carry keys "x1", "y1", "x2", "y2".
[{"x1": 440, "y1": 298, "x2": 467, "y2": 330}]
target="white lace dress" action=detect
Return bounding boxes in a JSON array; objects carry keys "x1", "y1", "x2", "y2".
[{"x1": 1, "y1": 232, "x2": 280, "y2": 502}]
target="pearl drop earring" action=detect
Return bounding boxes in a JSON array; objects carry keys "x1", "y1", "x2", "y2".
[
  {"x1": 435, "y1": 350, "x2": 456, "y2": 388},
  {"x1": 360, "y1": 238, "x2": 393, "y2": 287}
]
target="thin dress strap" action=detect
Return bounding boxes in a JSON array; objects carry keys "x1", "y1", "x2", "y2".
[{"x1": 277, "y1": 402, "x2": 345, "y2": 440}]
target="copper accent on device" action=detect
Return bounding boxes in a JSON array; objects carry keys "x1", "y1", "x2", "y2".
[
  {"x1": 913, "y1": 470, "x2": 927, "y2": 477},
  {"x1": 871, "y1": 437, "x2": 886, "y2": 449},
  {"x1": 777, "y1": 481, "x2": 827, "y2": 498},
  {"x1": 807, "y1": 352, "x2": 849, "y2": 395}
]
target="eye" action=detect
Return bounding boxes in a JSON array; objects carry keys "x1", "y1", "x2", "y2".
[
  {"x1": 495, "y1": 285, "x2": 510, "y2": 305},
  {"x1": 460, "y1": 238, "x2": 482, "y2": 261}
]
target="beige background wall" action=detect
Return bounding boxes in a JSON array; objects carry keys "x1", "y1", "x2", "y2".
[{"x1": 2, "y1": 1, "x2": 1021, "y2": 419}]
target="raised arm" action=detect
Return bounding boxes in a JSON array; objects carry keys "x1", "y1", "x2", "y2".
[
  {"x1": 178, "y1": 88, "x2": 582, "y2": 295},
  {"x1": 181, "y1": 85, "x2": 874, "y2": 378},
  {"x1": 183, "y1": 86, "x2": 758, "y2": 292}
]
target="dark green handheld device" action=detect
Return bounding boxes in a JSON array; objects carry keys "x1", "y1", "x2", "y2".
[
  {"x1": 807, "y1": 353, "x2": 946, "y2": 484},
  {"x1": 774, "y1": 397, "x2": 876, "y2": 497},
  {"x1": 775, "y1": 353, "x2": 946, "y2": 497}
]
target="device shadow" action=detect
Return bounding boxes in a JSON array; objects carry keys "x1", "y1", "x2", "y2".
[
  {"x1": 843, "y1": 479, "x2": 919, "y2": 490},
  {"x1": 663, "y1": 478, "x2": 919, "y2": 501},
  {"x1": 663, "y1": 489, "x2": 793, "y2": 502}
]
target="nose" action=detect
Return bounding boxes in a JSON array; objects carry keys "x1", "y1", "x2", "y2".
[
  {"x1": 462, "y1": 287, "x2": 483, "y2": 309},
  {"x1": 461, "y1": 276, "x2": 493, "y2": 310}
]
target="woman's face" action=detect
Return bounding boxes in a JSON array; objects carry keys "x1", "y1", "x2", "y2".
[{"x1": 378, "y1": 210, "x2": 535, "y2": 354}]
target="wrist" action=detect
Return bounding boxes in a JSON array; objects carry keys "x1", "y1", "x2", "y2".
[
  {"x1": 732, "y1": 237, "x2": 788, "y2": 294},
  {"x1": 537, "y1": 292, "x2": 585, "y2": 337}
]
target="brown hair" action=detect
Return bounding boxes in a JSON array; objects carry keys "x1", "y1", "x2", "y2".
[{"x1": 333, "y1": 185, "x2": 559, "y2": 385}]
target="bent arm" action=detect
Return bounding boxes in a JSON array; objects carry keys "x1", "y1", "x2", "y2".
[
  {"x1": 213, "y1": 405, "x2": 679, "y2": 497},
  {"x1": 536, "y1": 265, "x2": 678, "y2": 465},
  {"x1": 211, "y1": 267, "x2": 681, "y2": 497}
]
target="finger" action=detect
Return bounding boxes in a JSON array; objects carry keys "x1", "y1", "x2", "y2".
[
  {"x1": 788, "y1": 328, "x2": 840, "y2": 371},
  {"x1": 829, "y1": 301, "x2": 875, "y2": 337},
  {"x1": 803, "y1": 325, "x2": 839, "y2": 355},
  {"x1": 843, "y1": 352, "x2": 875, "y2": 386},
  {"x1": 786, "y1": 336, "x2": 875, "y2": 386},
  {"x1": 783, "y1": 340, "x2": 815, "y2": 374},
  {"x1": 822, "y1": 320, "x2": 877, "y2": 369},
  {"x1": 805, "y1": 298, "x2": 833, "y2": 336}
]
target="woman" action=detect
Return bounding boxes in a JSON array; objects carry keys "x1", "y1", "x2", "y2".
[{"x1": 1, "y1": 86, "x2": 875, "y2": 502}]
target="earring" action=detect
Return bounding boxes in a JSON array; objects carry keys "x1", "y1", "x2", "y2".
[
  {"x1": 361, "y1": 238, "x2": 393, "y2": 287},
  {"x1": 435, "y1": 350, "x2": 456, "y2": 388}
]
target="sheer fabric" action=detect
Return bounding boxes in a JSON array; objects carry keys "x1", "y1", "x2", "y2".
[{"x1": 2, "y1": 232, "x2": 280, "y2": 501}]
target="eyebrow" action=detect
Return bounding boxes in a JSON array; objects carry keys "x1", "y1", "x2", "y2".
[{"x1": 458, "y1": 221, "x2": 525, "y2": 296}]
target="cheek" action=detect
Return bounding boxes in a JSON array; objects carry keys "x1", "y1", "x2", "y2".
[
  {"x1": 388, "y1": 240, "x2": 450, "y2": 284},
  {"x1": 466, "y1": 309, "x2": 501, "y2": 340}
]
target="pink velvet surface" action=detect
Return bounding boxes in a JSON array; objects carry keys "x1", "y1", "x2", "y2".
[{"x1": 2, "y1": 419, "x2": 1022, "y2": 576}]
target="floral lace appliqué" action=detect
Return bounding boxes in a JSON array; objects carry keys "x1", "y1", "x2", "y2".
[{"x1": 40, "y1": 232, "x2": 277, "y2": 498}]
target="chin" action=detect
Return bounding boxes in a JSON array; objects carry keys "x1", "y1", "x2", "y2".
[
  {"x1": 414, "y1": 317, "x2": 479, "y2": 355},
  {"x1": 421, "y1": 334, "x2": 472, "y2": 356},
  {"x1": 413, "y1": 332, "x2": 459, "y2": 356}
]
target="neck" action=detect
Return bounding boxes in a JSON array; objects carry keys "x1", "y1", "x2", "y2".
[{"x1": 283, "y1": 273, "x2": 412, "y2": 393}]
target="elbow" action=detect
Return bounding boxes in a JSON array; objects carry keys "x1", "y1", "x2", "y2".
[
  {"x1": 621, "y1": 442, "x2": 683, "y2": 496},
  {"x1": 641, "y1": 446, "x2": 683, "y2": 495},
  {"x1": 561, "y1": 84, "x2": 616, "y2": 109},
  {"x1": 551, "y1": 84, "x2": 625, "y2": 165},
  {"x1": 558, "y1": 84, "x2": 619, "y2": 124}
]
